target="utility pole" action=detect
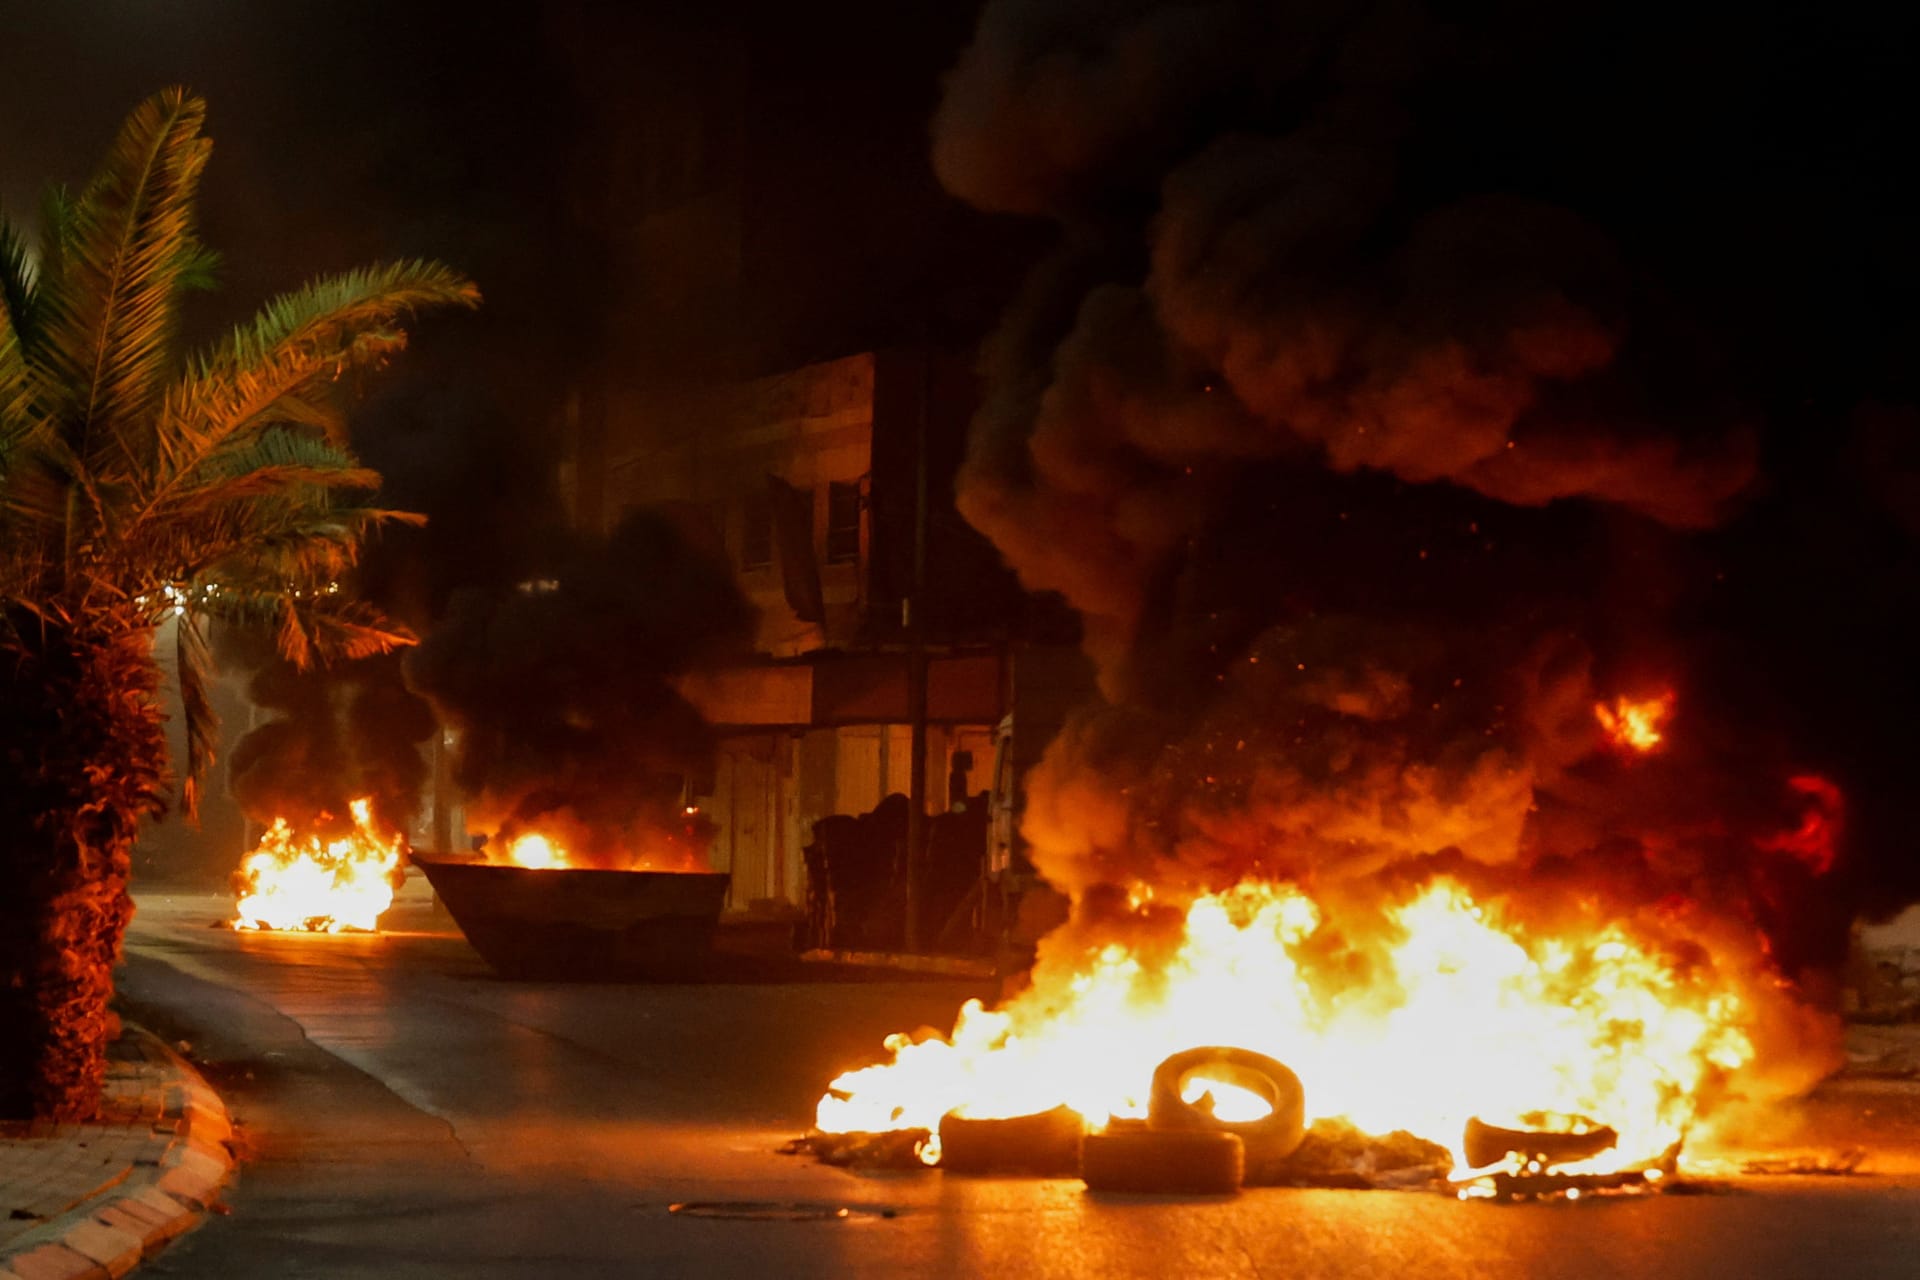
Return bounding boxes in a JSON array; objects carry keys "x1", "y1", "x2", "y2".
[{"x1": 903, "y1": 341, "x2": 932, "y2": 952}]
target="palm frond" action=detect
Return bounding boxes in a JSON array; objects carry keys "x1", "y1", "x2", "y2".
[
  {"x1": 33, "y1": 185, "x2": 75, "y2": 299},
  {"x1": 0, "y1": 308, "x2": 30, "y2": 459},
  {"x1": 162, "y1": 260, "x2": 479, "y2": 462},
  {"x1": 0, "y1": 214, "x2": 37, "y2": 442},
  {"x1": 153, "y1": 428, "x2": 381, "y2": 518},
  {"x1": 35, "y1": 87, "x2": 210, "y2": 480},
  {"x1": 306, "y1": 601, "x2": 417, "y2": 660},
  {"x1": 111, "y1": 258, "x2": 471, "y2": 575},
  {"x1": 203, "y1": 587, "x2": 414, "y2": 671},
  {"x1": 123, "y1": 489, "x2": 421, "y2": 601},
  {"x1": 4, "y1": 88, "x2": 472, "y2": 815},
  {"x1": 174, "y1": 243, "x2": 221, "y2": 295},
  {"x1": 1, "y1": 213, "x2": 40, "y2": 351},
  {"x1": 0, "y1": 440, "x2": 79, "y2": 540},
  {"x1": 172, "y1": 608, "x2": 215, "y2": 816}
]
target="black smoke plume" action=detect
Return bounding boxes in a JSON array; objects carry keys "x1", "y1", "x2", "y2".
[
  {"x1": 404, "y1": 510, "x2": 753, "y2": 869},
  {"x1": 939, "y1": 0, "x2": 1920, "y2": 984},
  {"x1": 224, "y1": 645, "x2": 433, "y2": 839}
]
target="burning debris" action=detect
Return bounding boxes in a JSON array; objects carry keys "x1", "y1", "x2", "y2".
[
  {"x1": 231, "y1": 799, "x2": 406, "y2": 933},
  {"x1": 405, "y1": 509, "x2": 750, "y2": 871},
  {"x1": 801, "y1": 0, "x2": 1898, "y2": 1201},
  {"x1": 220, "y1": 640, "x2": 432, "y2": 934},
  {"x1": 1276, "y1": 1119, "x2": 1450, "y2": 1190},
  {"x1": 812, "y1": 878, "x2": 1801, "y2": 1185},
  {"x1": 501, "y1": 833, "x2": 566, "y2": 870}
]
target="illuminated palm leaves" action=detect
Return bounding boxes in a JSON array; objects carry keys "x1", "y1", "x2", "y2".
[{"x1": 0, "y1": 86, "x2": 479, "y2": 810}]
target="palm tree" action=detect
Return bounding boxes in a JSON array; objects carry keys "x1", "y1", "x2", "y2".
[{"x1": 0, "y1": 88, "x2": 479, "y2": 1120}]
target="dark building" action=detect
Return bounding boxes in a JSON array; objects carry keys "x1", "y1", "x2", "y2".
[{"x1": 543, "y1": 2, "x2": 1068, "y2": 914}]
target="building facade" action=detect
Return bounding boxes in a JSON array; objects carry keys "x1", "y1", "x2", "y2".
[
  {"x1": 606, "y1": 349, "x2": 1013, "y2": 916},
  {"x1": 543, "y1": 3, "x2": 1070, "y2": 930}
]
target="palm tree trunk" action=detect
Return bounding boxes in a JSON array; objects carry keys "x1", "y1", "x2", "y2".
[{"x1": 0, "y1": 618, "x2": 166, "y2": 1121}]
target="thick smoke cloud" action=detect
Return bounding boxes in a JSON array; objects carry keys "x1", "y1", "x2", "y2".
[
  {"x1": 223, "y1": 646, "x2": 434, "y2": 838},
  {"x1": 950, "y1": 2, "x2": 1770, "y2": 689},
  {"x1": 404, "y1": 511, "x2": 753, "y2": 869},
  {"x1": 940, "y1": 0, "x2": 1920, "y2": 973}
]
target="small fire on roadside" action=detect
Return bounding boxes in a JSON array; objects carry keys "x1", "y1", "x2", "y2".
[{"x1": 231, "y1": 799, "x2": 407, "y2": 933}]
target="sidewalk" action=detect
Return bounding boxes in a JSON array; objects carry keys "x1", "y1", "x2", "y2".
[{"x1": 1, "y1": 1024, "x2": 233, "y2": 1280}]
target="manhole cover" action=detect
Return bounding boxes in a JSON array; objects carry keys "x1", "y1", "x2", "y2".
[{"x1": 668, "y1": 1201, "x2": 899, "y2": 1222}]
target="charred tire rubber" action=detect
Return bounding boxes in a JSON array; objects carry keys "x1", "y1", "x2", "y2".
[
  {"x1": 1080, "y1": 1128, "x2": 1244, "y2": 1195},
  {"x1": 1147, "y1": 1046, "x2": 1307, "y2": 1181},
  {"x1": 938, "y1": 1106, "x2": 1084, "y2": 1175},
  {"x1": 1462, "y1": 1117, "x2": 1618, "y2": 1170}
]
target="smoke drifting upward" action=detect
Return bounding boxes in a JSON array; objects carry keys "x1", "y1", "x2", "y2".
[
  {"x1": 219, "y1": 375, "x2": 569, "y2": 843},
  {"x1": 940, "y1": 0, "x2": 1920, "y2": 983},
  {"x1": 225, "y1": 648, "x2": 434, "y2": 838},
  {"x1": 404, "y1": 511, "x2": 753, "y2": 870}
]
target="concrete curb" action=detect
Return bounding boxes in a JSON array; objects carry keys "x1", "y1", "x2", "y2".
[{"x1": 1, "y1": 1030, "x2": 235, "y2": 1280}]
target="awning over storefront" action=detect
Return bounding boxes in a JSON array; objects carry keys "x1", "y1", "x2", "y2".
[{"x1": 676, "y1": 663, "x2": 814, "y2": 727}]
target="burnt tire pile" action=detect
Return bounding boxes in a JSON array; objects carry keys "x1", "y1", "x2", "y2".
[
  {"x1": 937, "y1": 1105, "x2": 1083, "y2": 1175},
  {"x1": 937, "y1": 1045, "x2": 1309, "y2": 1196}
]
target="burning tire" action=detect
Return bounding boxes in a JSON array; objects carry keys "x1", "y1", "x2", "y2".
[
  {"x1": 1462, "y1": 1117, "x2": 1618, "y2": 1170},
  {"x1": 1079, "y1": 1126, "x2": 1244, "y2": 1195},
  {"x1": 1147, "y1": 1046, "x2": 1307, "y2": 1181},
  {"x1": 937, "y1": 1106, "x2": 1084, "y2": 1175}
]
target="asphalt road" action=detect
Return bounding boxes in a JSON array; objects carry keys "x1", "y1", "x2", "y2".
[{"x1": 117, "y1": 881, "x2": 1920, "y2": 1280}]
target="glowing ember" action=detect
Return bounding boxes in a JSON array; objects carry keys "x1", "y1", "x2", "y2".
[
  {"x1": 815, "y1": 878, "x2": 1769, "y2": 1176},
  {"x1": 231, "y1": 799, "x2": 405, "y2": 933},
  {"x1": 1594, "y1": 692, "x2": 1675, "y2": 753},
  {"x1": 504, "y1": 833, "x2": 568, "y2": 870}
]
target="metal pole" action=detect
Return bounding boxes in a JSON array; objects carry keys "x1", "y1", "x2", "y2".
[{"x1": 904, "y1": 342, "x2": 932, "y2": 952}]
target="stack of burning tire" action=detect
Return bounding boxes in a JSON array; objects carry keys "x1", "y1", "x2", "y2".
[
  {"x1": 935, "y1": 1046, "x2": 1308, "y2": 1196},
  {"x1": 1081, "y1": 1047, "x2": 1307, "y2": 1194}
]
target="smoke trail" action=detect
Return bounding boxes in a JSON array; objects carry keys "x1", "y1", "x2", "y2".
[{"x1": 404, "y1": 509, "x2": 753, "y2": 868}]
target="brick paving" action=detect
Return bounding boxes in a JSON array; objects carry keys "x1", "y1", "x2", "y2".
[{"x1": 0, "y1": 1025, "x2": 231, "y2": 1278}]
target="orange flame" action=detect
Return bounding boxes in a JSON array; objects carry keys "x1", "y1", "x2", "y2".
[
  {"x1": 502, "y1": 833, "x2": 569, "y2": 870},
  {"x1": 477, "y1": 825, "x2": 708, "y2": 872},
  {"x1": 816, "y1": 878, "x2": 1772, "y2": 1176},
  {"x1": 1595, "y1": 691, "x2": 1675, "y2": 753},
  {"x1": 231, "y1": 799, "x2": 405, "y2": 933}
]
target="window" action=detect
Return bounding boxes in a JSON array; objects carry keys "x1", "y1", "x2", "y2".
[
  {"x1": 739, "y1": 491, "x2": 772, "y2": 571},
  {"x1": 826, "y1": 480, "x2": 862, "y2": 565}
]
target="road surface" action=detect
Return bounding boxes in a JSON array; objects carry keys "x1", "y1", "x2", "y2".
[{"x1": 117, "y1": 881, "x2": 1920, "y2": 1279}]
